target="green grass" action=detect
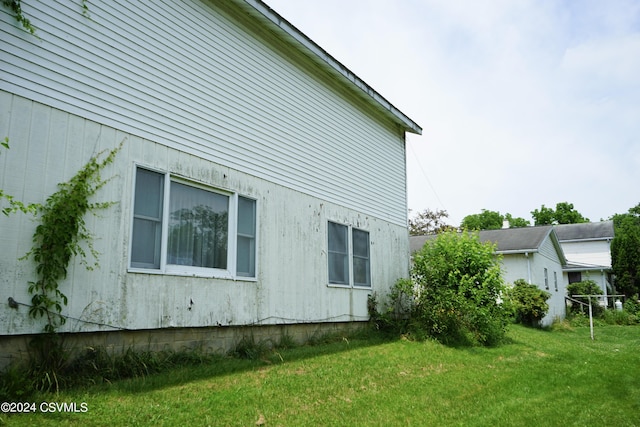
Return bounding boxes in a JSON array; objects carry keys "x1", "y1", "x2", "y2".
[{"x1": 2, "y1": 325, "x2": 640, "y2": 426}]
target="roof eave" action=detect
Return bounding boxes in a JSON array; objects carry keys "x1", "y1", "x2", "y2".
[{"x1": 240, "y1": 0, "x2": 422, "y2": 135}]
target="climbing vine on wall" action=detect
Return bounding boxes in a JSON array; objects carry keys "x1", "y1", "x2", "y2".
[
  {"x1": 22, "y1": 142, "x2": 121, "y2": 333},
  {"x1": 1, "y1": 137, "x2": 40, "y2": 216},
  {"x1": 2, "y1": 0, "x2": 89, "y2": 35}
]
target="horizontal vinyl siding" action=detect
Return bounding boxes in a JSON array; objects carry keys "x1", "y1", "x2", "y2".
[
  {"x1": 561, "y1": 241, "x2": 612, "y2": 268},
  {"x1": 0, "y1": 0, "x2": 408, "y2": 225}
]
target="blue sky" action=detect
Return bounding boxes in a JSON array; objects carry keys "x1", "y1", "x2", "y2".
[{"x1": 267, "y1": 0, "x2": 640, "y2": 225}]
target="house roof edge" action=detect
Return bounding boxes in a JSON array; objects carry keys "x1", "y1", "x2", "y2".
[{"x1": 240, "y1": 0, "x2": 423, "y2": 135}]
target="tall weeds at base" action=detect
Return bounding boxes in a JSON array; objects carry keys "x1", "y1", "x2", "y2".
[{"x1": 0, "y1": 342, "x2": 220, "y2": 401}]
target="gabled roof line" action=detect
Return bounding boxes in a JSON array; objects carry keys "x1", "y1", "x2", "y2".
[{"x1": 241, "y1": 0, "x2": 423, "y2": 135}]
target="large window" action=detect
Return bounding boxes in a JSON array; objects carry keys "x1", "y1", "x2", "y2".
[
  {"x1": 327, "y1": 221, "x2": 371, "y2": 287},
  {"x1": 130, "y1": 167, "x2": 256, "y2": 278}
]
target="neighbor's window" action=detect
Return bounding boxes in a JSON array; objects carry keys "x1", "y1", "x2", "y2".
[
  {"x1": 554, "y1": 271, "x2": 558, "y2": 292},
  {"x1": 130, "y1": 167, "x2": 256, "y2": 278},
  {"x1": 327, "y1": 221, "x2": 371, "y2": 287},
  {"x1": 568, "y1": 271, "x2": 582, "y2": 284},
  {"x1": 544, "y1": 268, "x2": 549, "y2": 290}
]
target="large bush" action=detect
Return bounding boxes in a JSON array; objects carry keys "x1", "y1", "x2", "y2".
[
  {"x1": 409, "y1": 231, "x2": 509, "y2": 346},
  {"x1": 505, "y1": 279, "x2": 550, "y2": 327}
]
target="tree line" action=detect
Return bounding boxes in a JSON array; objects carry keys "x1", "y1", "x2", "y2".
[{"x1": 409, "y1": 202, "x2": 640, "y2": 298}]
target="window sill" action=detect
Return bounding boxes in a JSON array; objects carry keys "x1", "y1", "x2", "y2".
[
  {"x1": 328, "y1": 283, "x2": 372, "y2": 290},
  {"x1": 127, "y1": 267, "x2": 256, "y2": 282}
]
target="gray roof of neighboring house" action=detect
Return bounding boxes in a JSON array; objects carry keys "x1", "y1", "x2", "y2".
[
  {"x1": 553, "y1": 220, "x2": 614, "y2": 242},
  {"x1": 478, "y1": 226, "x2": 555, "y2": 253},
  {"x1": 410, "y1": 225, "x2": 566, "y2": 264}
]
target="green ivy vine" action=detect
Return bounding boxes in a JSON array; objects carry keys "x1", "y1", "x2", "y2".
[
  {"x1": 22, "y1": 142, "x2": 121, "y2": 333},
  {"x1": 2, "y1": 0, "x2": 35, "y2": 34},
  {"x1": 0, "y1": 137, "x2": 40, "y2": 216},
  {"x1": 2, "y1": 0, "x2": 90, "y2": 35}
]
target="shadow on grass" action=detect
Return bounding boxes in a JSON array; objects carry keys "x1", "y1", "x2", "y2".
[{"x1": 60, "y1": 327, "x2": 400, "y2": 396}]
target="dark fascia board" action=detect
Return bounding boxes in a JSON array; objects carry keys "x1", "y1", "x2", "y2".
[{"x1": 237, "y1": 0, "x2": 422, "y2": 135}]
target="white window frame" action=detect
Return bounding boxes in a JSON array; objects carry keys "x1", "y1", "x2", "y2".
[
  {"x1": 327, "y1": 221, "x2": 371, "y2": 289},
  {"x1": 128, "y1": 165, "x2": 257, "y2": 281}
]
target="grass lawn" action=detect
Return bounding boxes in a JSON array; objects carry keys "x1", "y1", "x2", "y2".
[{"x1": 2, "y1": 324, "x2": 639, "y2": 426}]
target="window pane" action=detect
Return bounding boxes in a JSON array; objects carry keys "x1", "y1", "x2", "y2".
[
  {"x1": 131, "y1": 168, "x2": 163, "y2": 269},
  {"x1": 328, "y1": 222, "x2": 348, "y2": 284},
  {"x1": 134, "y1": 169, "x2": 163, "y2": 219},
  {"x1": 237, "y1": 197, "x2": 256, "y2": 277},
  {"x1": 353, "y1": 229, "x2": 370, "y2": 287},
  {"x1": 328, "y1": 222, "x2": 348, "y2": 252},
  {"x1": 352, "y1": 229, "x2": 369, "y2": 258},
  {"x1": 353, "y1": 257, "x2": 370, "y2": 287},
  {"x1": 237, "y1": 196, "x2": 256, "y2": 236},
  {"x1": 168, "y1": 182, "x2": 229, "y2": 269},
  {"x1": 237, "y1": 236, "x2": 255, "y2": 277},
  {"x1": 329, "y1": 252, "x2": 348, "y2": 284},
  {"x1": 131, "y1": 218, "x2": 162, "y2": 268}
]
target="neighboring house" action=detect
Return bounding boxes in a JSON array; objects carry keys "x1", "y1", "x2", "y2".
[
  {"x1": 410, "y1": 226, "x2": 567, "y2": 326},
  {"x1": 0, "y1": 1, "x2": 421, "y2": 364},
  {"x1": 554, "y1": 221, "x2": 615, "y2": 301}
]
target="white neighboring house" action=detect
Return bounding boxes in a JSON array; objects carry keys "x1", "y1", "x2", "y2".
[
  {"x1": 411, "y1": 226, "x2": 567, "y2": 326},
  {"x1": 554, "y1": 221, "x2": 615, "y2": 301},
  {"x1": 0, "y1": 0, "x2": 420, "y2": 362}
]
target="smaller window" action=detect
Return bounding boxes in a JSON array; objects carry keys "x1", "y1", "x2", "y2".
[
  {"x1": 554, "y1": 271, "x2": 558, "y2": 292},
  {"x1": 327, "y1": 222, "x2": 371, "y2": 288},
  {"x1": 236, "y1": 196, "x2": 257, "y2": 277}
]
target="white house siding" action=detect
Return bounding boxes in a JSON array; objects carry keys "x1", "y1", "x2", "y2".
[
  {"x1": 0, "y1": 94, "x2": 410, "y2": 334},
  {"x1": 560, "y1": 240, "x2": 612, "y2": 269},
  {"x1": 0, "y1": 0, "x2": 408, "y2": 227},
  {"x1": 499, "y1": 240, "x2": 566, "y2": 326},
  {"x1": 499, "y1": 254, "x2": 531, "y2": 286}
]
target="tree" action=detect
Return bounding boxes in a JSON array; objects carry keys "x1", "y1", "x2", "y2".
[
  {"x1": 531, "y1": 202, "x2": 589, "y2": 225},
  {"x1": 530, "y1": 205, "x2": 555, "y2": 225},
  {"x1": 505, "y1": 213, "x2": 530, "y2": 228},
  {"x1": 554, "y1": 202, "x2": 589, "y2": 224},
  {"x1": 408, "y1": 208, "x2": 454, "y2": 235},
  {"x1": 460, "y1": 209, "x2": 503, "y2": 231},
  {"x1": 410, "y1": 231, "x2": 509, "y2": 346},
  {"x1": 611, "y1": 203, "x2": 640, "y2": 297}
]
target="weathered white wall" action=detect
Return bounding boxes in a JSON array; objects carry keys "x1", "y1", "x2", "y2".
[
  {"x1": 500, "y1": 237, "x2": 566, "y2": 325},
  {"x1": 0, "y1": 0, "x2": 408, "y2": 226},
  {"x1": 0, "y1": 93, "x2": 410, "y2": 334}
]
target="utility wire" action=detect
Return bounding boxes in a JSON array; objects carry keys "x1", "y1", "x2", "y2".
[{"x1": 407, "y1": 141, "x2": 447, "y2": 211}]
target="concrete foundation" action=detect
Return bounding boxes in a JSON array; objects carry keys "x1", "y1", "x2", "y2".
[{"x1": 0, "y1": 321, "x2": 366, "y2": 369}]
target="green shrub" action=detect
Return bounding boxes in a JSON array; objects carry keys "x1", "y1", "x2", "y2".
[
  {"x1": 505, "y1": 279, "x2": 551, "y2": 327},
  {"x1": 601, "y1": 309, "x2": 639, "y2": 325},
  {"x1": 623, "y1": 295, "x2": 640, "y2": 315},
  {"x1": 409, "y1": 231, "x2": 509, "y2": 346},
  {"x1": 567, "y1": 280, "x2": 604, "y2": 317}
]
